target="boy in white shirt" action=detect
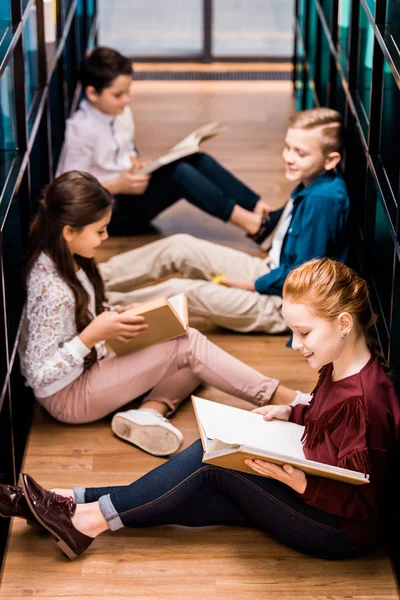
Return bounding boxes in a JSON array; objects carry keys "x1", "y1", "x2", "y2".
[{"x1": 57, "y1": 47, "x2": 272, "y2": 239}]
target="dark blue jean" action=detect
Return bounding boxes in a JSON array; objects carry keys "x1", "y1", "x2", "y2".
[
  {"x1": 83, "y1": 440, "x2": 370, "y2": 560},
  {"x1": 108, "y1": 152, "x2": 260, "y2": 236}
]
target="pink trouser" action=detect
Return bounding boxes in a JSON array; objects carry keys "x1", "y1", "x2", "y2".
[{"x1": 39, "y1": 328, "x2": 279, "y2": 424}]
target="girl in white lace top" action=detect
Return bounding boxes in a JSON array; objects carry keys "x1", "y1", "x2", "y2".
[{"x1": 19, "y1": 171, "x2": 304, "y2": 457}]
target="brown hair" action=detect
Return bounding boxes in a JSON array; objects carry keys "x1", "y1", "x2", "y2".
[
  {"x1": 283, "y1": 258, "x2": 391, "y2": 378},
  {"x1": 25, "y1": 171, "x2": 114, "y2": 370},
  {"x1": 80, "y1": 46, "x2": 133, "y2": 93},
  {"x1": 288, "y1": 107, "x2": 344, "y2": 155}
]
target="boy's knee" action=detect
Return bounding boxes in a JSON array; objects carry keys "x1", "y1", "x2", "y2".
[
  {"x1": 167, "y1": 233, "x2": 197, "y2": 256},
  {"x1": 171, "y1": 160, "x2": 194, "y2": 179}
]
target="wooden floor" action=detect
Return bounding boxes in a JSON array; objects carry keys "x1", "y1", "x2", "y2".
[{"x1": 1, "y1": 80, "x2": 398, "y2": 599}]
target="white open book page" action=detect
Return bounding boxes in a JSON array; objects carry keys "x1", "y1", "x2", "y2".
[
  {"x1": 170, "y1": 121, "x2": 220, "y2": 152},
  {"x1": 168, "y1": 294, "x2": 188, "y2": 328},
  {"x1": 193, "y1": 397, "x2": 305, "y2": 459}
]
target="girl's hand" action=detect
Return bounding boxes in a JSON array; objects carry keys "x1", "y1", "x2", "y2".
[
  {"x1": 251, "y1": 404, "x2": 291, "y2": 421},
  {"x1": 220, "y1": 279, "x2": 256, "y2": 291},
  {"x1": 245, "y1": 459, "x2": 307, "y2": 494},
  {"x1": 79, "y1": 311, "x2": 148, "y2": 348},
  {"x1": 114, "y1": 303, "x2": 142, "y2": 313}
]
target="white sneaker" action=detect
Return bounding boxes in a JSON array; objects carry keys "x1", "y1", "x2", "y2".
[{"x1": 111, "y1": 409, "x2": 184, "y2": 457}]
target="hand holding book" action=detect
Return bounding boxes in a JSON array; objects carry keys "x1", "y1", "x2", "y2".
[
  {"x1": 79, "y1": 310, "x2": 148, "y2": 349},
  {"x1": 245, "y1": 458, "x2": 307, "y2": 494},
  {"x1": 107, "y1": 294, "x2": 189, "y2": 355},
  {"x1": 251, "y1": 404, "x2": 291, "y2": 421},
  {"x1": 192, "y1": 396, "x2": 369, "y2": 485},
  {"x1": 241, "y1": 404, "x2": 308, "y2": 492},
  {"x1": 135, "y1": 121, "x2": 226, "y2": 176}
]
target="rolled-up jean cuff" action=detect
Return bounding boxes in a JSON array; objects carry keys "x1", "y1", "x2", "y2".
[
  {"x1": 73, "y1": 487, "x2": 86, "y2": 504},
  {"x1": 99, "y1": 494, "x2": 125, "y2": 531},
  {"x1": 221, "y1": 199, "x2": 237, "y2": 222}
]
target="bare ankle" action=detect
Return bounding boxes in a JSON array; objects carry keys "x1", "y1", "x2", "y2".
[
  {"x1": 72, "y1": 502, "x2": 109, "y2": 538},
  {"x1": 140, "y1": 401, "x2": 168, "y2": 416},
  {"x1": 229, "y1": 205, "x2": 261, "y2": 234}
]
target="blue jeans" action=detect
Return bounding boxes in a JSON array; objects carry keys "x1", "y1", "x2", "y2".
[
  {"x1": 78, "y1": 440, "x2": 369, "y2": 560},
  {"x1": 108, "y1": 152, "x2": 260, "y2": 236}
]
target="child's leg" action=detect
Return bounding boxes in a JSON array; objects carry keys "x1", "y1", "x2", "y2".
[
  {"x1": 106, "y1": 278, "x2": 287, "y2": 334},
  {"x1": 181, "y1": 152, "x2": 261, "y2": 212},
  {"x1": 99, "y1": 233, "x2": 267, "y2": 294},
  {"x1": 107, "y1": 168, "x2": 189, "y2": 236},
  {"x1": 167, "y1": 159, "x2": 264, "y2": 233},
  {"x1": 40, "y1": 328, "x2": 278, "y2": 425},
  {"x1": 140, "y1": 368, "x2": 202, "y2": 417},
  {"x1": 76, "y1": 440, "x2": 365, "y2": 560},
  {"x1": 109, "y1": 161, "x2": 257, "y2": 231}
]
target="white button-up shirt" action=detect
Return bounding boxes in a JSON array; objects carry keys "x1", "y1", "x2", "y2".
[
  {"x1": 268, "y1": 200, "x2": 293, "y2": 270},
  {"x1": 56, "y1": 99, "x2": 138, "y2": 183}
]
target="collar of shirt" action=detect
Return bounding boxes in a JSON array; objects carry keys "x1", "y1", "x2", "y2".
[
  {"x1": 80, "y1": 99, "x2": 116, "y2": 125},
  {"x1": 291, "y1": 170, "x2": 337, "y2": 204}
]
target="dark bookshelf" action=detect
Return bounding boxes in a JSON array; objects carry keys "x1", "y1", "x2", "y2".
[{"x1": 0, "y1": 0, "x2": 97, "y2": 569}]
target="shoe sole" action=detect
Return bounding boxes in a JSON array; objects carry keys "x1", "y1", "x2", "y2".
[
  {"x1": 111, "y1": 415, "x2": 182, "y2": 456},
  {"x1": 20, "y1": 477, "x2": 78, "y2": 560}
]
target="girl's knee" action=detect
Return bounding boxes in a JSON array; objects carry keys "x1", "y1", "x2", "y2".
[{"x1": 186, "y1": 327, "x2": 205, "y2": 344}]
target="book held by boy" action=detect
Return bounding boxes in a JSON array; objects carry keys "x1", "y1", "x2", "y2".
[
  {"x1": 107, "y1": 293, "x2": 189, "y2": 355},
  {"x1": 136, "y1": 121, "x2": 226, "y2": 175},
  {"x1": 192, "y1": 396, "x2": 370, "y2": 485}
]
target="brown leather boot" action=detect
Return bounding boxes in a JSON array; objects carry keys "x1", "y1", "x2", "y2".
[
  {"x1": 0, "y1": 484, "x2": 42, "y2": 529},
  {"x1": 21, "y1": 474, "x2": 94, "y2": 560}
]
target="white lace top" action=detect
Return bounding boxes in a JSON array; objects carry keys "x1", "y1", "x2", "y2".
[{"x1": 19, "y1": 252, "x2": 107, "y2": 398}]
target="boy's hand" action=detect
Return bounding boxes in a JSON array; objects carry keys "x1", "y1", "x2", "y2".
[
  {"x1": 130, "y1": 156, "x2": 152, "y2": 172},
  {"x1": 117, "y1": 170, "x2": 150, "y2": 195},
  {"x1": 220, "y1": 278, "x2": 255, "y2": 291},
  {"x1": 244, "y1": 459, "x2": 307, "y2": 494}
]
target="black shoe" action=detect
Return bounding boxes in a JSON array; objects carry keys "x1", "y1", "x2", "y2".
[{"x1": 247, "y1": 204, "x2": 287, "y2": 245}]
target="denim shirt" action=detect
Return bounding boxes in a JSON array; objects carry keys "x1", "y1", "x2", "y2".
[{"x1": 254, "y1": 171, "x2": 350, "y2": 296}]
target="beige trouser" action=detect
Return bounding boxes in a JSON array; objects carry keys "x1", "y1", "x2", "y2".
[{"x1": 99, "y1": 234, "x2": 287, "y2": 334}]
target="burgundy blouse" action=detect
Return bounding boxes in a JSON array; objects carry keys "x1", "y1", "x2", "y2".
[{"x1": 289, "y1": 356, "x2": 400, "y2": 544}]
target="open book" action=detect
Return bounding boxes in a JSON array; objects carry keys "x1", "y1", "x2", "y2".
[
  {"x1": 136, "y1": 122, "x2": 226, "y2": 175},
  {"x1": 192, "y1": 396, "x2": 370, "y2": 485},
  {"x1": 107, "y1": 294, "x2": 189, "y2": 356}
]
